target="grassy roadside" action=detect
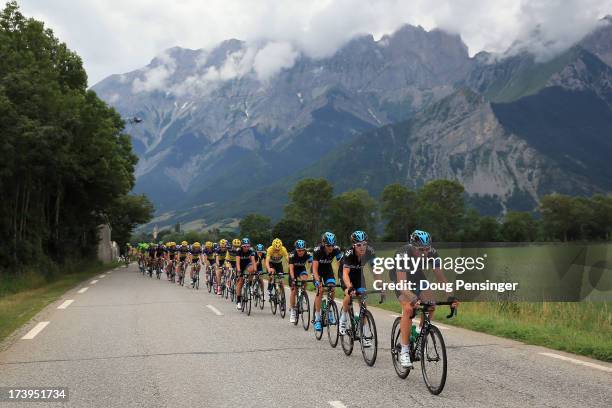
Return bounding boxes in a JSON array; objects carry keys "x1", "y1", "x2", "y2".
[
  {"x1": 0, "y1": 261, "x2": 119, "y2": 342},
  {"x1": 287, "y1": 267, "x2": 612, "y2": 362},
  {"x1": 374, "y1": 299, "x2": 612, "y2": 362}
]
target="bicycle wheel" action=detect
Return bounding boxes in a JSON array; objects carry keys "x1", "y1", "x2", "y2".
[
  {"x1": 420, "y1": 325, "x2": 447, "y2": 395},
  {"x1": 246, "y1": 283, "x2": 252, "y2": 316},
  {"x1": 279, "y1": 289, "x2": 286, "y2": 318},
  {"x1": 391, "y1": 317, "x2": 410, "y2": 379},
  {"x1": 258, "y1": 280, "x2": 265, "y2": 310},
  {"x1": 230, "y1": 278, "x2": 236, "y2": 302},
  {"x1": 360, "y1": 309, "x2": 378, "y2": 366},
  {"x1": 206, "y1": 270, "x2": 212, "y2": 293},
  {"x1": 195, "y1": 271, "x2": 199, "y2": 290},
  {"x1": 315, "y1": 300, "x2": 324, "y2": 341},
  {"x1": 327, "y1": 300, "x2": 339, "y2": 348},
  {"x1": 270, "y1": 286, "x2": 278, "y2": 315},
  {"x1": 340, "y1": 310, "x2": 354, "y2": 356}
]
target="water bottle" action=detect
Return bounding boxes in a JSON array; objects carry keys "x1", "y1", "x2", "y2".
[{"x1": 410, "y1": 323, "x2": 418, "y2": 342}]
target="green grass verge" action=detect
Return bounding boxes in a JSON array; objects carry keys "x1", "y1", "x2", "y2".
[
  {"x1": 374, "y1": 299, "x2": 612, "y2": 362},
  {"x1": 0, "y1": 261, "x2": 119, "y2": 343}
]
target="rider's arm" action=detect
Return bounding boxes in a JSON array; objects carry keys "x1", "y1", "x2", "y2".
[
  {"x1": 342, "y1": 265, "x2": 352, "y2": 289},
  {"x1": 289, "y1": 263, "x2": 295, "y2": 280},
  {"x1": 312, "y1": 260, "x2": 320, "y2": 281},
  {"x1": 265, "y1": 251, "x2": 272, "y2": 272}
]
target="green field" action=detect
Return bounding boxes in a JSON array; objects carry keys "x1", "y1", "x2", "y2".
[{"x1": 0, "y1": 261, "x2": 119, "y2": 343}]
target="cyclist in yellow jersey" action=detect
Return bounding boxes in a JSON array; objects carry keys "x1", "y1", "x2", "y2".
[{"x1": 266, "y1": 238, "x2": 289, "y2": 297}]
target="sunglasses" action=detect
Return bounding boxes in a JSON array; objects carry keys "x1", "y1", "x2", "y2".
[{"x1": 354, "y1": 242, "x2": 368, "y2": 248}]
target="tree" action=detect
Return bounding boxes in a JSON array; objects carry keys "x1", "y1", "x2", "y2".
[
  {"x1": 380, "y1": 184, "x2": 417, "y2": 241},
  {"x1": 540, "y1": 194, "x2": 580, "y2": 241},
  {"x1": 0, "y1": 2, "x2": 146, "y2": 270},
  {"x1": 284, "y1": 178, "x2": 333, "y2": 243},
  {"x1": 460, "y1": 209, "x2": 501, "y2": 242},
  {"x1": 239, "y1": 213, "x2": 272, "y2": 245},
  {"x1": 108, "y1": 194, "x2": 154, "y2": 249},
  {"x1": 272, "y1": 218, "x2": 307, "y2": 249},
  {"x1": 415, "y1": 180, "x2": 465, "y2": 241},
  {"x1": 327, "y1": 189, "x2": 377, "y2": 246},
  {"x1": 591, "y1": 195, "x2": 612, "y2": 240},
  {"x1": 501, "y1": 211, "x2": 538, "y2": 242}
]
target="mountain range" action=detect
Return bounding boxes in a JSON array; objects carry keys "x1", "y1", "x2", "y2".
[{"x1": 91, "y1": 17, "x2": 612, "y2": 231}]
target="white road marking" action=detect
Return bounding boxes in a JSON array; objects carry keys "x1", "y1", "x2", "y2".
[
  {"x1": 539, "y1": 352, "x2": 612, "y2": 373},
  {"x1": 57, "y1": 300, "x2": 74, "y2": 309},
  {"x1": 329, "y1": 401, "x2": 347, "y2": 408},
  {"x1": 77, "y1": 287, "x2": 88, "y2": 294},
  {"x1": 99, "y1": 274, "x2": 105, "y2": 278},
  {"x1": 390, "y1": 314, "x2": 400, "y2": 318},
  {"x1": 90, "y1": 279, "x2": 98, "y2": 284},
  {"x1": 206, "y1": 305, "x2": 223, "y2": 316},
  {"x1": 21, "y1": 322, "x2": 50, "y2": 340}
]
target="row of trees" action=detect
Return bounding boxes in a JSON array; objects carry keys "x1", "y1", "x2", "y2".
[
  {"x1": 236, "y1": 179, "x2": 612, "y2": 246},
  {"x1": 132, "y1": 182, "x2": 612, "y2": 248},
  {"x1": 0, "y1": 2, "x2": 152, "y2": 273}
]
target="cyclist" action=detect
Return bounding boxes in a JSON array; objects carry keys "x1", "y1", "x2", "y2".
[
  {"x1": 225, "y1": 239, "x2": 241, "y2": 299},
  {"x1": 215, "y1": 240, "x2": 230, "y2": 295},
  {"x1": 189, "y1": 242, "x2": 203, "y2": 287},
  {"x1": 203, "y1": 241, "x2": 217, "y2": 292},
  {"x1": 176, "y1": 240, "x2": 190, "y2": 283},
  {"x1": 266, "y1": 238, "x2": 289, "y2": 298},
  {"x1": 391, "y1": 230, "x2": 459, "y2": 368},
  {"x1": 235, "y1": 238, "x2": 257, "y2": 309},
  {"x1": 147, "y1": 242, "x2": 156, "y2": 274},
  {"x1": 288, "y1": 239, "x2": 313, "y2": 324},
  {"x1": 165, "y1": 242, "x2": 177, "y2": 280},
  {"x1": 339, "y1": 231, "x2": 376, "y2": 342},
  {"x1": 255, "y1": 244, "x2": 267, "y2": 296},
  {"x1": 154, "y1": 241, "x2": 165, "y2": 273},
  {"x1": 312, "y1": 232, "x2": 343, "y2": 332}
]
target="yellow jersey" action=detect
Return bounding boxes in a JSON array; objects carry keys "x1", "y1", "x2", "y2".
[{"x1": 266, "y1": 246, "x2": 288, "y2": 263}]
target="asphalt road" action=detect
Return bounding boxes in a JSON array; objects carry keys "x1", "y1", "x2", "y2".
[{"x1": 1, "y1": 265, "x2": 611, "y2": 407}]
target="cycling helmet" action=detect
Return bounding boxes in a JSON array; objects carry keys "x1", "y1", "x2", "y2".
[
  {"x1": 256, "y1": 243, "x2": 264, "y2": 251},
  {"x1": 213, "y1": 242, "x2": 220, "y2": 250},
  {"x1": 350, "y1": 230, "x2": 368, "y2": 244},
  {"x1": 192, "y1": 242, "x2": 201, "y2": 248},
  {"x1": 220, "y1": 239, "x2": 228, "y2": 247},
  {"x1": 158, "y1": 241, "x2": 163, "y2": 245},
  {"x1": 232, "y1": 238, "x2": 240, "y2": 247},
  {"x1": 294, "y1": 239, "x2": 306, "y2": 250},
  {"x1": 204, "y1": 241, "x2": 213, "y2": 249},
  {"x1": 410, "y1": 230, "x2": 431, "y2": 248},
  {"x1": 241, "y1": 237, "x2": 250, "y2": 246},
  {"x1": 181, "y1": 241, "x2": 188, "y2": 246},
  {"x1": 272, "y1": 238, "x2": 283, "y2": 249},
  {"x1": 321, "y1": 232, "x2": 336, "y2": 246}
]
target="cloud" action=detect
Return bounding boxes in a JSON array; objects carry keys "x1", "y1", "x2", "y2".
[
  {"x1": 132, "y1": 51, "x2": 176, "y2": 93},
  {"x1": 253, "y1": 42, "x2": 299, "y2": 81},
  {"x1": 16, "y1": 0, "x2": 612, "y2": 86}
]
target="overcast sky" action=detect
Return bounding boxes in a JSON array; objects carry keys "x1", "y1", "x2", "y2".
[{"x1": 17, "y1": 0, "x2": 612, "y2": 86}]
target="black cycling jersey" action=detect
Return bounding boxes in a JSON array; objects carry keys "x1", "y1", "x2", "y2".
[
  {"x1": 339, "y1": 245, "x2": 376, "y2": 289},
  {"x1": 289, "y1": 250, "x2": 313, "y2": 273},
  {"x1": 147, "y1": 246, "x2": 156, "y2": 257},
  {"x1": 255, "y1": 250, "x2": 266, "y2": 271},
  {"x1": 202, "y1": 248, "x2": 215, "y2": 261},
  {"x1": 155, "y1": 245, "x2": 165, "y2": 257},
  {"x1": 238, "y1": 247, "x2": 255, "y2": 271},
  {"x1": 216, "y1": 246, "x2": 228, "y2": 262},
  {"x1": 313, "y1": 245, "x2": 342, "y2": 274},
  {"x1": 177, "y1": 245, "x2": 189, "y2": 260}
]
